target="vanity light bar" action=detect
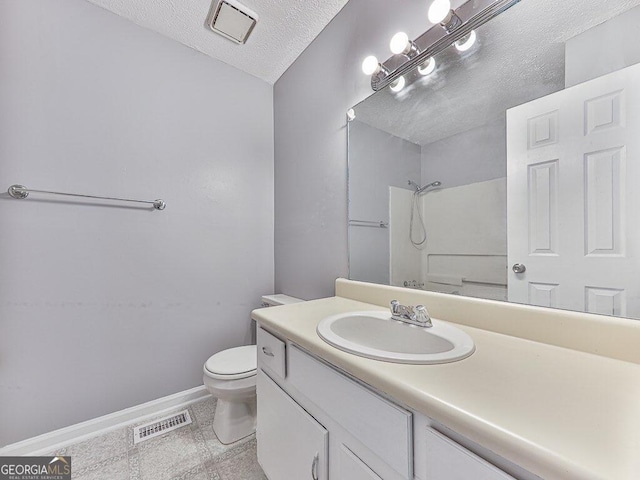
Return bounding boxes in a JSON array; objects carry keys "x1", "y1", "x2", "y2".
[{"x1": 371, "y1": 0, "x2": 521, "y2": 91}]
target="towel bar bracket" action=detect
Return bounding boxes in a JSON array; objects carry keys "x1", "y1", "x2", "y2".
[{"x1": 8, "y1": 185, "x2": 29, "y2": 199}]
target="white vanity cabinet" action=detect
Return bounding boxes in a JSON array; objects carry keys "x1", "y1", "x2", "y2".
[
  {"x1": 423, "y1": 428, "x2": 516, "y2": 480},
  {"x1": 338, "y1": 445, "x2": 383, "y2": 480},
  {"x1": 257, "y1": 327, "x2": 412, "y2": 480},
  {"x1": 257, "y1": 369, "x2": 388, "y2": 480},
  {"x1": 287, "y1": 344, "x2": 413, "y2": 480},
  {"x1": 256, "y1": 371, "x2": 328, "y2": 480},
  {"x1": 257, "y1": 327, "x2": 532, "y2": 480}
]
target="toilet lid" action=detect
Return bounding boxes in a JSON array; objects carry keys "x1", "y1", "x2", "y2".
[{"x1": 205, "y1": 345, "x2": 257, "y2": 377}]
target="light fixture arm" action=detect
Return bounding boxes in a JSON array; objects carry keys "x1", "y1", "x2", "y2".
[
  {"x1": 402, "y1": 41, "x2": 420, "y2": 59},
  {"x1": 371, "y1": 0, "x2": 522, "y2": 91},
  {"x1": 440, "y1": 11, "x2": 463, "y2": 33}
]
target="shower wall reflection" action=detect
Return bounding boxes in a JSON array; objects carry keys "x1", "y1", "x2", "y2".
[
  {"x1": 349, "y1": 118, "x2": 507, "y2": 300},
  {"x1": 348, "y1": 121, "x2": 420, "y2": 285}
]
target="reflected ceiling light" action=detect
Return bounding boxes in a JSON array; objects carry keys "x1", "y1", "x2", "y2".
[
  {"x1": 417, "y1": 57, "x2": 436, "y2": 76},
  {"x1": 428, "y1": 0, "x2": 452, "y2": 24},
  {"x1": 390, "y1": 32, "x2": 420, "y2": 58},
  {"x1": 361, "y1": 55, "x2": 389, "y2": 76},
  {"x1": 454, "y1": 30, "x2": 477, "y2": 51},
  {"x1": 389, "y1": 76, "x2": 406, "y2": 92}
]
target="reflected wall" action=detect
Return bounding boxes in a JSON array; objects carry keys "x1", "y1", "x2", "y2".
[{"x1": 348, "y1": 1, "x2": 640, "y2": 320}]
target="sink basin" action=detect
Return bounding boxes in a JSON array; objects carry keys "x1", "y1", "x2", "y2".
[{"x1": 316, "y1": 311, "x2": 475, "y2": 364}]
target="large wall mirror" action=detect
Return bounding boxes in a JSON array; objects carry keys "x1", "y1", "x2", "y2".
[{"x1": 348, "y1": 0, "x2": 640, "y2": 319}]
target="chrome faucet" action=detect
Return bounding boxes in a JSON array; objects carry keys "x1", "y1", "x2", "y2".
[{"x1": 390, "y1": 300, "x2": 433, "y2": 327}]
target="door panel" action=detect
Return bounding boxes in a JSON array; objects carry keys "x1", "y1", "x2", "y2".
[{"x1": 507, "y1": 62, "x2": 640, "y2": 317}]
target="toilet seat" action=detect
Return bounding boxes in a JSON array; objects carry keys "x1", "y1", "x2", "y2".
[{"x1": 204, "y1": 345, "x2": 257, "y2": 380}]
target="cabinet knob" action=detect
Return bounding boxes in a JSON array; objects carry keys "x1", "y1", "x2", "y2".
[
  {"x1": 262, "y1": 346, "x2": 275, "y2": 357},
  {"x1": 311, "y1": 452, "x2": 319, "y2": 480}
]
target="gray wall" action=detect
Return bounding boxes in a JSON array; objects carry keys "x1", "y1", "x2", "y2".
[
  {"x1": 274, "y1": 0, "x2": 428, "y2": 300},
  {"x1": 420, "y1": 118, "x2": 507, "y2": 189},
  {"x1": 0, "y1": 0, "x2": 273, "y2": 445},
  {"x1": 565, "y1": 5, "x2": 640, "y2": 87},
  {"x1": 348, "y1": 120, "x2": 420, "y2": 285}
]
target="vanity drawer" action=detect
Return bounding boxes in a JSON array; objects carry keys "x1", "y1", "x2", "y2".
[
  {"x1": 288, "y1": 345, "x2": 413, "y2": 479},
  {"x1": 257, "y1": 327, "x2": 286, "y2": 379}
]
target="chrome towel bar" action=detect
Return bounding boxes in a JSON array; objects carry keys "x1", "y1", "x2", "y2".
[
  {"x1": 7, "y1": 184, "x2": 166, "y2": 210},
  {"x1": 349, "y1": 219, "x2": 388, "y2": 228}
]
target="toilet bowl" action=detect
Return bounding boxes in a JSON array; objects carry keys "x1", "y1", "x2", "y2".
[
  {"x1": 203, "y1": 294, "x2": 303, "y2": 445},
  {"x1": 203, "y1": 345, "x2": 257, "y2": 444}
]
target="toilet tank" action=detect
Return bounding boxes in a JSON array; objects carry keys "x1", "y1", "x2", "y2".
[{"x1": 261, "y1": 294, "x2": 303, "y2": 307}]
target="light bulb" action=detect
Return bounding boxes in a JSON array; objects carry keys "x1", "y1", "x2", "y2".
[
  {"x1": 389, "y1": 76, "x2": 406, "y2": 93},
  {"x1": 362, "y1": 55, "x2": 380, "y2": 75},
  {"x1": 417, "y1": 57, "x2": 436, "y2": 76},
  {"x1": 428, "y1": 0, "x2": 452, "y2": 24},
  {"x1": 346, "y1": 109, "x2": 356, "y2": 121},
  {"x1": 390, "y1": 32, "x2": 410, "y2": 55},
  {"x1": 455, "y1": 30, "x2": 477, "y2": 52}
]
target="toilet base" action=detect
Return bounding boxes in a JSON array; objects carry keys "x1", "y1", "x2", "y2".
[{"x1": 213, "y1": 396, "x2": 257, "y2": 445}]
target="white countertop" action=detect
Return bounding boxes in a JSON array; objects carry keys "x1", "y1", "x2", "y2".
[{"x1": 252, "y1": 293, "x2": 640, "y2": 480}]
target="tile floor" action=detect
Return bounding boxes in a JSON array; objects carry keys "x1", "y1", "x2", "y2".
[{"x1": 47, "y1": 397, "x2": 266, "y2": 480}]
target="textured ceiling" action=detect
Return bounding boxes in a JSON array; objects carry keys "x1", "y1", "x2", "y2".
[
  {"x1": 85, "y1": 0, "x2": 350, "y2": 84},
  {"x1": 354, "y1": 0, "x2": 640, "y2": 146}
]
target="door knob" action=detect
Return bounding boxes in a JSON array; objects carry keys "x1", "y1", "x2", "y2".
[{"x1": 512, "y1": 263, "x2": 526, "y2": 274}]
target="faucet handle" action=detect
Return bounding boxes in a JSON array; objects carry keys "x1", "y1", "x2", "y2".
[
  {"x1": 390, "y1": 300, "x2": 400, "y2": 315},
  {"x1": 414, "y1": 305, "x2": 433, "y2": 327}
]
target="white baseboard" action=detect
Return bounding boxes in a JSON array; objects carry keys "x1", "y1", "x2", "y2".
[{"x1": 0, "y1": 386, "x2": 211, "y2": 456}]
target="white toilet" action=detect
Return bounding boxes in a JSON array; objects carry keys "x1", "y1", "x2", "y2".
[{"x1": 202, "y1": 294, "x2": 302, "y2": 444}]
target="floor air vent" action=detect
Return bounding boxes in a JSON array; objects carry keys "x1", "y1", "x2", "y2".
[{"x1": 133, "y1": 410, "x2": 192, "y2": 444}]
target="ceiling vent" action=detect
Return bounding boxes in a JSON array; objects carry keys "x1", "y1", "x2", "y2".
[{"x1": 206, "y1": 0, "x2": 258, "y2": 45}]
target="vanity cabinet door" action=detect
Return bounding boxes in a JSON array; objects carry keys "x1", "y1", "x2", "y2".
[
  {"x1": 257, "y1": 370, "x2": 328, "y2": 480},
  {"x1": 425, "y1": 428, "x2": 516, "y2": 480},
  {"x1": 336, "y1": 444, "x2": 382, "y2": 480},
  {"x1": 288, "y1": 345, "x2": 413, "y2": 479}
]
